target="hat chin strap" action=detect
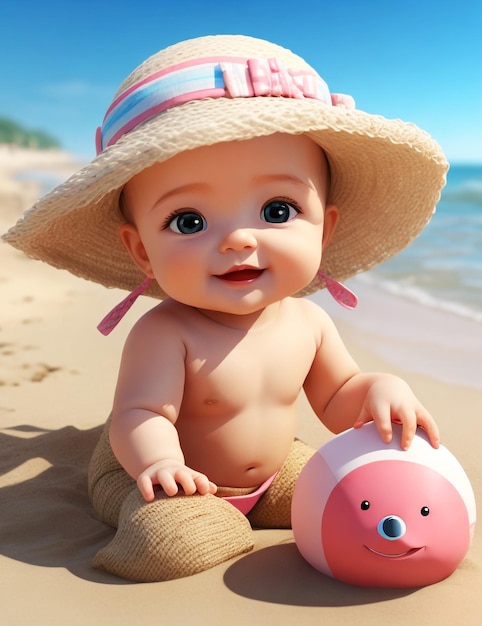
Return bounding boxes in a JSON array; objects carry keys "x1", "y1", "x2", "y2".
[
  {"x1": 317, "y1": 271, "x2": 358, "y2": 309},
  {"x1": 97, "y1": 277, "x2": 152, "y2": 335},
  {"x1": 96, "y1": 273, "x2": 356, "y2": 335}
]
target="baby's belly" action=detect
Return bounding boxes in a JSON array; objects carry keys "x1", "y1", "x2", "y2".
[{"x1": 177, "y1": 407, "x2": 297, "y2": 488}]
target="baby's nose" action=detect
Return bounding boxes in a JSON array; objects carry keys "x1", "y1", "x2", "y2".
[{"x1": 219, "y1": 228, "x2": 258, "y2": 253}]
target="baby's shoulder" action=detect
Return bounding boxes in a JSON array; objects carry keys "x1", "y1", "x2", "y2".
[
  {"x1": 125, "y1": 299, "x2": 190, "y2": 346},
  {"x1": 285, "y1": 296, "x2": 332, "y2": 325},
  {"x1": 282, "y1": 298, "x2": 334, "y2": 348}
]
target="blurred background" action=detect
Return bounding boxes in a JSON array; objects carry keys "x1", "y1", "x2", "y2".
[
  {"x1": 1, "y1": 0, "x2": 480, "y2": 162},
  {"x1": 1, "y1": 0, "x2": 481, "y2": 383}
]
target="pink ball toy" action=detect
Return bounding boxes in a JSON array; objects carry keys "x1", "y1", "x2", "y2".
[{"x1": 292, "y1": 423, "x2": 476, "y2": 588}]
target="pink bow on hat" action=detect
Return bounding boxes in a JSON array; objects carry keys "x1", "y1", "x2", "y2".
[{"x1": 96, "y1": 56, "x2": 356, "y2": 154}]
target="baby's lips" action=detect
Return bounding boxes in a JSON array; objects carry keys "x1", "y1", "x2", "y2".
[{"x1": 217, "y1": 267, "x2": 264, "y2": 281}]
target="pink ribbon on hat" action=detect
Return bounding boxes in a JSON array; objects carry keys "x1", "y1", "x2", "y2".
[
  {"x1": 96, "y1": 55, "x2": 354, "y2": 153},
  {"x1": 226, "y1": 58, "x2": 327, "y2": 100}
]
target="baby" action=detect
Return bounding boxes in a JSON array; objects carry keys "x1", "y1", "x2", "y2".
[
  {"x1": 113, "y1": 132, "x2": 439, "y2": 503},
  {"x1": 3, "y1": 35, "x2": 448, "y2": 582}
]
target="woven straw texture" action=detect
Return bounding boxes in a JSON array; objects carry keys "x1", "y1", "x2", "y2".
[
  {"x1": 93, "y1": 490, "x2": 254, "y2": 582},
  {"x1": 248, "y1": 440, "x2": 315, "y2": 528},
  {"x1": 2, "y1": 35, "x2": 448, "y2": 299},
  {"x1": 87, "y1": 415, "x2": 315, "y2": 581}
]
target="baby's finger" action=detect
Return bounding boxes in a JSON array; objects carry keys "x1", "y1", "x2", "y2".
[
  {"x1": 352, "y1": 403, "x2": 374, "y2": 429},
  {"x1": 171, "y1": 469, "x2": 199, "y2": 495},
  {"x1": 355, "y1": 402, "x2": 393, "y2": 444},
  {"x1": 137, "y1": 473, "x2": 156, "y2": 502},
  {"x1": 415, "y1": 408, "x2": 440, "y2": 449},
  {"x1": 193, "y1": 474, "x2": 217, "y2": 495},
  {"x1": 155, "y1": 469, "x2": 182, "y2": 497},
  {"x1": 396, "y1": 407, "x2": 418, "y2": 450}
]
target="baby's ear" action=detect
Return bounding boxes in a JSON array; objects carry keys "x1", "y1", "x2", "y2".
[
  {"x1": 322, "y1": 205, "x2": 339, "y2": 248},
  {"x1": 119, "y1": 224, "x2": 154, "y2": 278}
]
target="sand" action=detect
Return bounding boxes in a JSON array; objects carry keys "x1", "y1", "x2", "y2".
[{"x1": 1, "y1": 150, "x2": 480, "y2": 625}]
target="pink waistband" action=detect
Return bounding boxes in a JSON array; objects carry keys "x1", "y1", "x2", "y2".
[{"x1": 222, "y1": 472, "x2": 277, "y2": 515}]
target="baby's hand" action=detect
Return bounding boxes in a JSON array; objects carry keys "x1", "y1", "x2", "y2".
[
  {"x1": 353, "y1": 375, "x2": 440, "y2": 450},
  {"x1": 137, "y1": 459, "x2": 217, "y2": 502}
]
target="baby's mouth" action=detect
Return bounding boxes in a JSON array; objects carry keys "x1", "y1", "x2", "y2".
[{"x1": 216, "y1": 267, "x2": 265, "y2": 282}]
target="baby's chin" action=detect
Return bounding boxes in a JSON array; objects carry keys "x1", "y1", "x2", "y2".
[{"x1": 187, "y1": 301, "x2": 284, "y2": 329}]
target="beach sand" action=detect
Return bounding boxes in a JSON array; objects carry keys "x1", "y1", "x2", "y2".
[{"x1": 1, "y1": 151, "x2": 480, "y2": 625}]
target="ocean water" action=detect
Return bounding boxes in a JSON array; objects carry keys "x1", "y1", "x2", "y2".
[
  {"x1": 314, "y1": 164, "x2": 482, "y2": 388},
  {"x1": 363, "y1": 164, "x2": 482, "y2": 323}
]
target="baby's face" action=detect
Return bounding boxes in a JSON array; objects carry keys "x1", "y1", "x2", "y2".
[{"x1": 120, "y1": 133, "x2": 337, "y2": 315}]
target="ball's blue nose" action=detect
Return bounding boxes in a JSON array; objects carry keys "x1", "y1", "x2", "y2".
[{"x1": 378, "y1": 515, "x2": 406, "y2": 540}]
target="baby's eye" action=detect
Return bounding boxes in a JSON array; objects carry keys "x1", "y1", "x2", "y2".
[
  {"x1": 261, "y1": 200, "x2": 299, "y2": 224},
  {"x1": 168, "y1": 211, "x2": 207, "y2": 234}
]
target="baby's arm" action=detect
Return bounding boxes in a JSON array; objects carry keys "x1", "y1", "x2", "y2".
[
  {"x1": 303, "y1": 304, "x2": 439, "y2": 449},
  {"x1": 110, "y1": 407, "x2": 216, "y2": 502},
  {"x1": 109, "y1": 310, "x2": 216, "y2": 502},
  {"x1": 322, "y1": 371, "x2": 439, "y2": 450}
]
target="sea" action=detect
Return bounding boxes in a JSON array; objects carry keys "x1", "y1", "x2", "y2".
[
  {"x1": 363, "y1": 164, "x2": 482, "y2": 323},
  {"x1": 315, "y1": 164, "x2": 482, "y2": 389}
]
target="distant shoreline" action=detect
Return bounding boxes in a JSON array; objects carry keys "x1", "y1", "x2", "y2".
[
  {"x1": 0, "y1": 146, "x2": 85, "y2": 226},
  {"x1": 0, "y1": 145, "x2": 84, "y2": 177}
]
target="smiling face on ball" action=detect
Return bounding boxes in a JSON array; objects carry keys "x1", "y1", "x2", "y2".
[{"x1": 321, "y1": 460, "x2": 471, "y2": 588}]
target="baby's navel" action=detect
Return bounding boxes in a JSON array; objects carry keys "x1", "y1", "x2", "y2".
[{"x1": 204, "y1": 398, "x2": 218, "y2": 406}]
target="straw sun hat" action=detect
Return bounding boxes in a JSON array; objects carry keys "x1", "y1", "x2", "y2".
[{"x1": 3, "y1": 34, "x2": 448, "y2": 304}]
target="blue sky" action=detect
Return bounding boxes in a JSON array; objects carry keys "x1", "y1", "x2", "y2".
[{"x1": 1, "y1": 0, "x2": 481, "y2": 163}]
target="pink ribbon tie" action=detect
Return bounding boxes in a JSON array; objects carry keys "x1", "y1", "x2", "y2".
[
  {"x1": 317, "y1": 272, "x2": 358, "y2": 309},
  {"x1": 97, "y1": 277, "x2": 152, "y2": 335}
]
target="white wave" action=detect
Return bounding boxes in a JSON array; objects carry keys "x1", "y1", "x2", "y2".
[{"x1": 358, "y1": 273, "x2": 482, "y2": 324}]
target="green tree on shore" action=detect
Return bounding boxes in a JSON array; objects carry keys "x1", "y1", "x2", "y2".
[{"x1": 0, "y1": 117, "x2": 60, "y2": 149}]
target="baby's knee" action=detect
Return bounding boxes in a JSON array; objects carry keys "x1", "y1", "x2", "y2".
[{"x1": 93, "y1": 490, "x2": 254, "y2": 582}]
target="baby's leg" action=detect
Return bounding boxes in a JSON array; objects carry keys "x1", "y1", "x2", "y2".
[
  {"x1": 88, "y1": 414, "x2": 135, "y2": 527},
  {"x1": 247, "y1": 440, "x2": 315, "y2": 528},
  {"x1": 88, "y1": 415, "x2": 253, "y2": 582},
  {"x1": 93, "y1": 489, "x2": 254, "y2": 582}
]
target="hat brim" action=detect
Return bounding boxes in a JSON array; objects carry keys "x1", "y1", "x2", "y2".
[{"x1": 3, "y1": 92, "x2": 447, "y2": 300}]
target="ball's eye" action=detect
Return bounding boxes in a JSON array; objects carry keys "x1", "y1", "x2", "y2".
[
  {"x1": 261, "y1": 200, "x2": 298, "y2": 223},
  {"x1": 361, "y1": 500, "x2": 370, "y2": 511},
  {"x1": 420, "y1": 506, "x2": 430, "y2": 517},
  {"x1": 169, "y1": 211, "x2": 206, "y2": 234}
]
